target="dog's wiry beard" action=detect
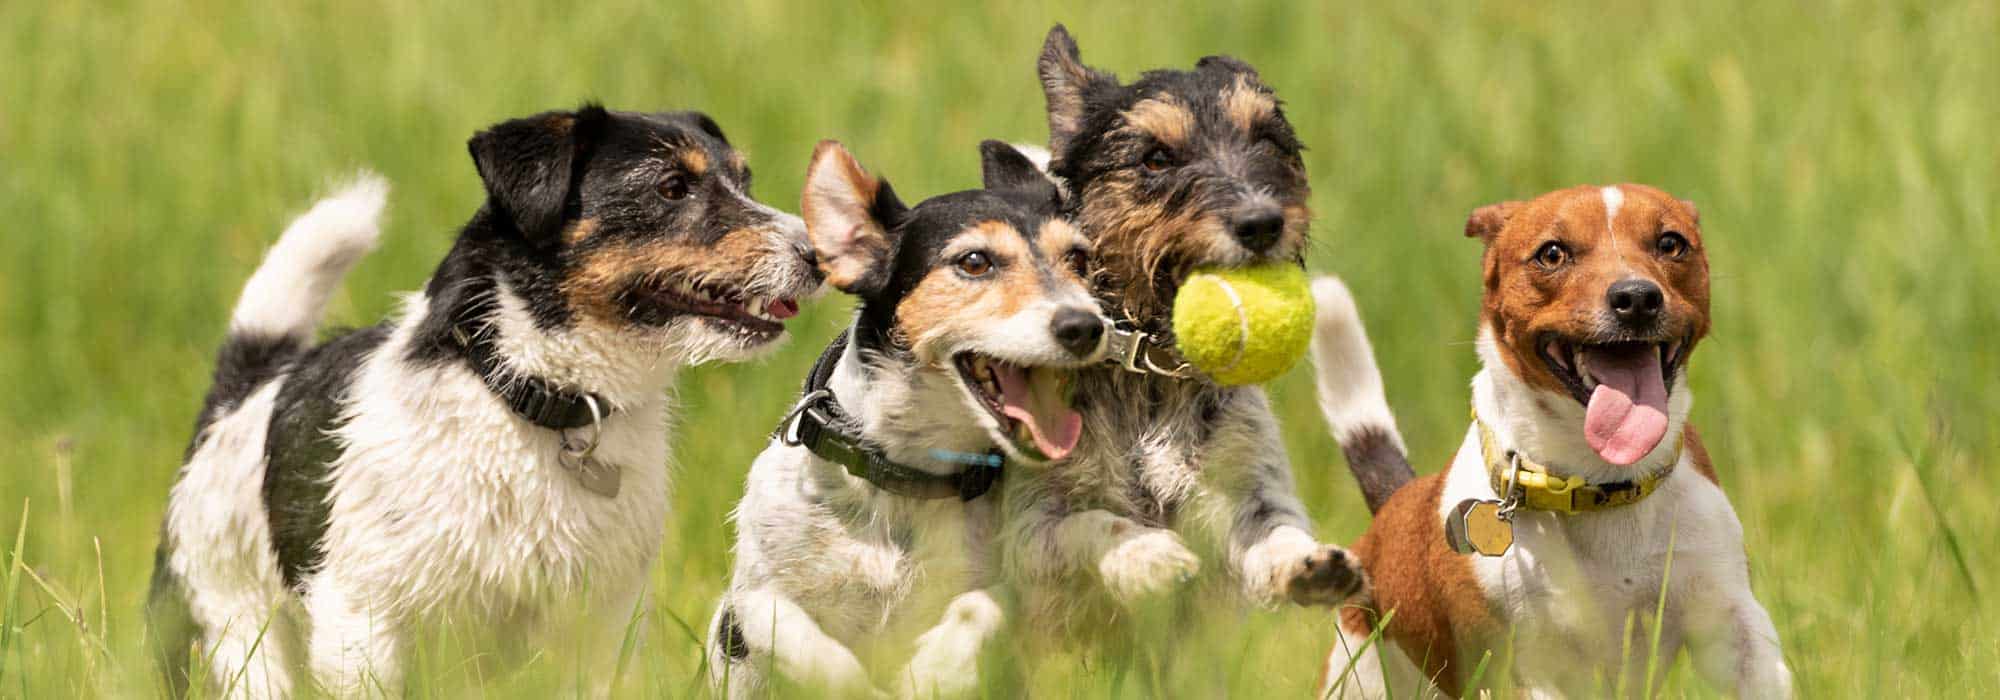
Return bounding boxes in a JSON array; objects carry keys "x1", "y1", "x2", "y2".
[{"x1": 1076, "y1": 176, "x2": 1229, "y2": 324}]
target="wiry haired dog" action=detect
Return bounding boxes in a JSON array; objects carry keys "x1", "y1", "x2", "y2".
[
  {"x1": 998, "y1": 26, "x2": 1361, "y2": 634},
  {"x1": 147, "y1": 105, "x2": 819, "y2": 696},
  {"x1": 1312, "y1": 186, "x2": 1790, "y2": 697},
  {"x1": 708, "y1": 141, "x2": 1106, "y2": 697}
]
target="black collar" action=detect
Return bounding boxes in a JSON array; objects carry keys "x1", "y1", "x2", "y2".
[
  {"x1": 776, "y1": 330, "x2": 1002, "y2": 501},
  {"x1": 449, "y1": 320, "x2": 614, "y2": 431}
]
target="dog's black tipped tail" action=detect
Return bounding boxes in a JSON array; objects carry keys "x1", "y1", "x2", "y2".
[
  {"x1": 196, "y1": 174, "x2": 388, "y2": 428},
  {"x1": 1311, "y1": 276, "x2": 1415, "y2": 514}
]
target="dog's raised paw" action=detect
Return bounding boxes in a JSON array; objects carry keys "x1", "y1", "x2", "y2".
[
  {"x1": 1098, "y1": 529, "x2": 1201, "y2": 603},
  {"x1": 1284, "y1": 545, "x2": 1365, "y2": 607}
]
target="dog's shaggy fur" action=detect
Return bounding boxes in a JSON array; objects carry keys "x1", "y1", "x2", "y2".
[
  {"x1": 707, "y1": 141, "x2": 1106, "y2": 697},
  {"x1": 995, "y1": 27, "x2": 1363, "y2": 639},
  {"x1": 147, "y1": 106, "x2": 818, "y2": 697}
]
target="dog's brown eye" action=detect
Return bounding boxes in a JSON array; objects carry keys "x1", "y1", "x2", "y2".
[
  {"x1": 1140, "y1": 148, "x2": 1172, "y2": 173},
  {"x1": 956, "y1": 251, "x2": 994, "y2": 278},
  {"x1": 659, "y1": 173, "x2": 690, "y2": 201},
  {"x1": 1533, "y1": 241, "x2": 1570, "y2": 269},
  {"x1": 1656, "y1": 232, "x2": 1689, "y2": 260},
  {"x1": 1063, "y1": 248, "x2": 1090, "y2": 279}
]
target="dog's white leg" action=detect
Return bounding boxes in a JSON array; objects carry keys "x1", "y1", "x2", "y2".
[
  {"x1": 303, "y1": 580, "x2": 405, "y2": 696},
  {"x1": 1226, "y1": 453, "x2": 1362, "y2": 607},
  {"x1": 1052, "y1": 508, "x2": 1200, "y2": 604},
  {"x1": 724, "y1": 587, "x2": 874, "y2": 696},
  {"x1": 567, "y1": 582, "x2": 648, "y2": 698},
  {"x1": 1319, "y1": 617, "x2": 1425, "y2": 700},
  {"x1": 194, "y1": 610, "x2": 296, "y2": 700},
  {"x1": 1683, "y1": 590, "x2": 1792, "y2": 698},
  {"x1": 895, "y1": 587, "x2": 1005, "y2": 699}
]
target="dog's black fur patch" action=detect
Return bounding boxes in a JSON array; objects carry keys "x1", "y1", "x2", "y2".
[
  {"x1": 1339, "y1": 425, "x2": 1415, "y2": 514},
  {"x1": 262, "y1": 325, "x2": 388, "y2": 589},
  {"x1": 186, "y1": 332, "x2": 304, "y2": 458},
  {"x1": 716, "y1": 607, "x2": 749, "y2": 660}
]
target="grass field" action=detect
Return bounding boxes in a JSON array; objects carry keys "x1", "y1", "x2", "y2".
[{"x1": 2, "y1": 1, "x2": 1996, "y2": 696}]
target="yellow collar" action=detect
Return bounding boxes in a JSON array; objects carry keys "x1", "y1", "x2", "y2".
[{"x1": 1473, "y1": 409, "x2": 1678, "y2": 515}]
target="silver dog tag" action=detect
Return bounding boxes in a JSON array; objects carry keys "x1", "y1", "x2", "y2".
[
  {"x1": 1444, "y1": 499, "x2": 1513, "y2": 557},
  {"x1": 562, "y1": 453, "x2": 621, "y2": 498}
]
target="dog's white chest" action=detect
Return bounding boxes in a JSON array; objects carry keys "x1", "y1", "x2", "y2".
[{"x1": 319, "y1": 362, "x2": 672, "y2": 616}]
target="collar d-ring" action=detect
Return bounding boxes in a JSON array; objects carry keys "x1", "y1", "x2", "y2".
[{"x1": 560, "y1": 394, "x2": 605, "y2": 459}]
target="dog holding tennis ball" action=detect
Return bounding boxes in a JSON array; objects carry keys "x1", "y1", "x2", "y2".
[{"x1": 996, "y1": 27, "x2": 1359, "y2": 638}]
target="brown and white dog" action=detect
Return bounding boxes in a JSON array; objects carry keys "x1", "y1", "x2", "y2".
[{"x1": 1312, "y1": 185, "x2": 1791, "y2": 697}]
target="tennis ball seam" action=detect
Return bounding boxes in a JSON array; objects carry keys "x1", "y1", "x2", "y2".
[{"x1": 1209, "y1": 274, "x2": 1250, "y2": 375}]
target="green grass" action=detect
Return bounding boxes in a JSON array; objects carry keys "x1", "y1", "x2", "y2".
[{"x1": 2, "y1": 0, "x2": 1996, "y2": 696}]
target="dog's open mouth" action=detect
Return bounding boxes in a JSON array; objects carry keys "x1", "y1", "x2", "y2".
[
  {"x1": 952, "y1": 352, "x2": 1083, "y2": 461},
  {"x1": 1540, "y1": 336, "x2": 1689, "y2": 466},
  {"x1": 624, "y1": 278, "x2": 800, "y2": 339}
]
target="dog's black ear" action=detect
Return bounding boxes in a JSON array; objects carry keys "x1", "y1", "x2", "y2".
[
  {"x1": 1196, "y1": 55, "x2": 1261, "y2": 81},
  {"x1": 1465, "y1": 201, "x2": 1522, "y2": 244},
  {"x1": 801, "y1": 141, "x2": 906, "y2": 296},
  {"x1": 467, "y1": 105, "x2": 609, "y2": 245},
  {"x1": 978, "y1": 140, "x2": 1058, "y2": 203},
  {"x1": 683, "y1": 111, "x2": 730, "y2": 144},
  {"x1": 1039, "y1": 24, "x2": 1112, "y2": 160}
]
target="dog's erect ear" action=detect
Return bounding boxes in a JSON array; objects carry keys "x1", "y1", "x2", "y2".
[
  {"x1": 467, "y1": 105, "x2": 609, "y2": 245},
  {"x1": 1196, "y1": 55, "x2": 1260, "y2": 81},
  {"x1": 801, "y1": 141, "x2": 906, "y2": 296},
  {"x1": 979, "y1": 140, "x2": 1059, "y2": 204},
  {"x1": 1465, "y1": 201, "x2": 1522, "y2": 244},
  {"x1": 1039, "y1": 25, "x2": 1111, "y2": 159}
]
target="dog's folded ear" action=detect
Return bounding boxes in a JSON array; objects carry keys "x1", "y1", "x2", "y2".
[
  {"x1": 979, "y1": 140, "x2": 1060, "y2": 204},
  {"x1": 467, "y1": 105, "x2": 609, "y2": 246},
  {"x1": 1678, "y1": 199, "x2": 1700, "y2": 224},
  {"x1": 801, "y1": 141, "x2": 906, "y2": 297},
  {"x1": 1465, "y1": 201, "x2": 1522, "y2": 244},
  {"x1": 1039, "y1": 25, "x2": 1113, "y2": 162},
  {"x1": 1196, "y1": 55, "x2": 1260, "y2": 80}
]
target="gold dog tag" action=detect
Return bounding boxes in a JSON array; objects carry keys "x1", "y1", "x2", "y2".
[{"x1": 1445, "y1": 499, "x2": 1513, "y2": 556}]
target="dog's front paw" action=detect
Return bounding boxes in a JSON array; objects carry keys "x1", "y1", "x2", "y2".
[
  {"x1": 1098, "y1": 529, "x2": 1201, "y2": 603},
  {"x1": 1282, "y1": 545, "x2": 1365, "y2": 607}
]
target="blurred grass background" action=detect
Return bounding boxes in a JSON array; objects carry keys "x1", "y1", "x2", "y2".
[{"x1": 1, "y1": 0, "x2": 1995, "y2": 696}]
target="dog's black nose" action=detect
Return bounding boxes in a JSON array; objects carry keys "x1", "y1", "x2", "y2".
[
  {"x1": 1229, "y1": 208, "x2": 1286, "y2": 253},
  {"x1": 1607, "y1": 278, "x2": 1665, "y2": 326},
  {"x1": 1050, "y1": 308, "x2": 1106, "y2": 358}
]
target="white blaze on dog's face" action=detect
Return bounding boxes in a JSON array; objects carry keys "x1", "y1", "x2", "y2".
[
  {"x1": 1467, "y1": 184, "x2": 1711, "y2": 465},
  {"x1": 464, "y1": 106, "x2": 821, "y2": 365},
  {"x1": 801, "y1": 140, "x2": 1108, "y2": 463}
]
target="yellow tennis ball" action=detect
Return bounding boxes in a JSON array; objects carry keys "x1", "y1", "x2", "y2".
[{"x1": 1171, "y1": 263, "x2": 1316, "y2": 385}]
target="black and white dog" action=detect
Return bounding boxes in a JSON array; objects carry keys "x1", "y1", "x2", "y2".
[
  {"x1": 706, "y1": 141, "x2": 1105, "y2": 697},
  {"x1": 996, "y1": 27, "x2": 1364, "y2": 633},
  {"x1": 148, "y1": 105, "x2": 819, "y2": 696}
]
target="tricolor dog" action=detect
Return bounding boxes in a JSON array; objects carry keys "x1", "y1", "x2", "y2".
[
  {"x1": 1312, "y1": 185, "x2": 1792, "y2": 697},
  {"x1": 999, "y1": 25, "x2": 1360, "y2": 634},
  {"x1": 147, "y1": 105, "x2": 818, "y2": 696},
  {"x1": 707, "y1": 141, "x2": 1105, "y2": 696}
]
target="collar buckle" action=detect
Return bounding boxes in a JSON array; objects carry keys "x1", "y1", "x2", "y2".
[{"x1": 1104, "y1": 321, "x2": 1197, "y2": 379}]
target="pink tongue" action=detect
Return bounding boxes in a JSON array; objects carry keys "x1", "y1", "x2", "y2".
[
  {"x1": 994, "y1": 364, "x2": 1083, "y2": 460},
  {"x1": 1580, "y1": 345, "x2": 1670, "y2": 465},
  {"x1": 766, "y1": 299, "x2": 799, "y2": 320}
]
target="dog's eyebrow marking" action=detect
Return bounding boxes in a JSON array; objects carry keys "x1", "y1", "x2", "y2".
[
  {"x1": 1223, "y1": 75, "x2": 1276, "y2": 132},
  {"x1": 1124, "y1": 96, "x2": 1195, "y2": 148},
  {"x1": 563, "y1": 217, "x2": 600, "y2": 244},
  {"x1": 1035, "y1": 219, "x2": 1088, "y2": 260},
  {"x1": 681, "y1": 148, "x2": 710, "y2": 175}
]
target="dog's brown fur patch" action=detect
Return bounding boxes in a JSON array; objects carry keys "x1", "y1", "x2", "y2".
[
  {"x1": 1077, "y1": 176, "x2": 1229, "y2": 320},
  {"x1": 1222, "y1": 75, "x2": 1276, "y2": 132},
  {"x1": 562, "y1": 217, "x2": 601, "y2": 245},
  {"x1": 1340, "y1": 473, "x2": 1491, "y2": 698},
  {"x1": 681, "y1": 148, "x2": 710, "y2": 175},
  {"x1": 893, "y1": 221, "x2": 1044, "y2": 361},
  {"x1": 561, "y1": 227, "x2": 773, "y2": 325},
  {"x1": 1123, "y1": 96, "x2": 1196, "y2": 149}
]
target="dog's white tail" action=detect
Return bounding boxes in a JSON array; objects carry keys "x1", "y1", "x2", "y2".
[
  {"x1": 1311, "y1": 276, "x2": 1415, "y2": 513},
  {"x1": 229, "y1": 173, "x2": 388, "y2": 342}
]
